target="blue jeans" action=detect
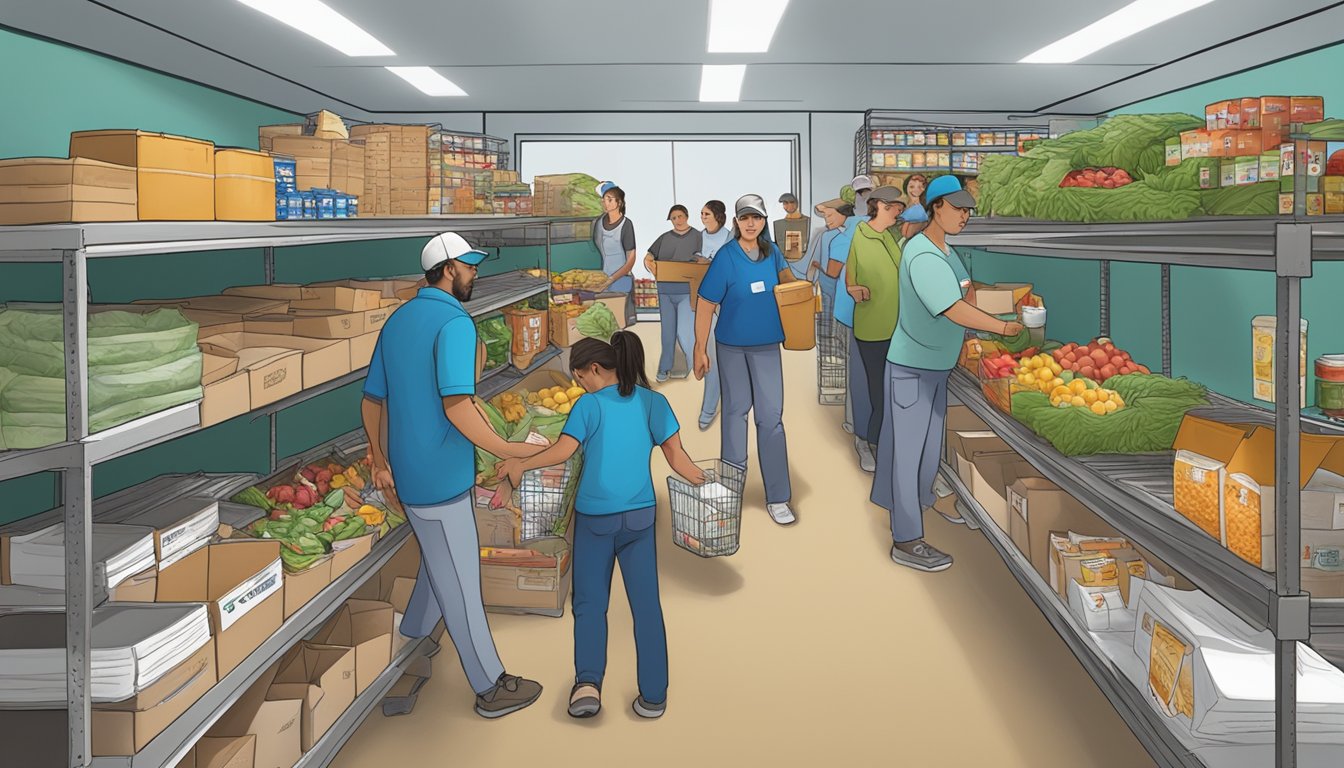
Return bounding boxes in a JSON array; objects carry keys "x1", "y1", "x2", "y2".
[
  {"x1": 871, "y1": 363, "x2": 951, "y2": 544},
  {"x1": 657, "y1": 291, "x2": 695, "y2": 378},
  {"x1": 573, "y1": 507, "x2": 668, "y2": 704}
]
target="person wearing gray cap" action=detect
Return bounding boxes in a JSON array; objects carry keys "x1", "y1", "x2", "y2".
[
  {"x1": 773, "y1": 193, "x2": 810, "y2": 264},
  {"x1": 850, "y1": 175, "x2": 876, "y2": 222},
  {"x1": 875, "y1": 177, "x2": 1021, "y2": 573},
  {"x1": 361, "y1": 232, "x2": 545, "y2": 718},
  {"x1": 693, "y1": 194, "x2": 799, "y2": 526}
]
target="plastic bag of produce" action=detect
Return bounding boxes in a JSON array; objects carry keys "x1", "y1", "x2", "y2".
[{"x1": 0, "y1": 308, "x2": 199, "y2": 370}]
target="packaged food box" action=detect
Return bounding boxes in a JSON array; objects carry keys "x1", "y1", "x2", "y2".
[
  {"x1": 1251, "y1": 315, "x2": 1306, "y2": 406},
  {"x1": 69, "y1": 130, "x2": 215, "y2": 220},
  {"x1": 1291, "y1": 96, "x2": 1325, "y2": 124},
  {"x1": 1172, "y1": 414, "x2": 1257, "y2": 541},
  {"x1": 1165, "y1": 137, "x2": 1182, "y2": 166},
  {"x1": 0, "y1": 157, "x2": 138, "y2": 225},
  {"x1": 215, "y1": 148, "x2": 275, "y2": 221}
]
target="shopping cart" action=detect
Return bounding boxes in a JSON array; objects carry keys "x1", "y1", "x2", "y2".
[
  {"x1": 515, "y1": 453, "x2": 583, "y2": 542},
  {"x1": 816, "y1": 293, "x2": 847, "y2": 406},
  {"x1": 667, "y1": 461, "x2": 745, "y2": 558}
]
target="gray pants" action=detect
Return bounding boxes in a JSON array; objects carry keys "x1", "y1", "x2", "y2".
[
  {"x1": 846, "y1": 329, "x2": 871, "y2": 439},
  {"x1": 700, "y1": 312, "x2": 719, "y2": 422},
  {"x1": 402, "y1": 492, "x2": 506, "y2": 695},
  {"x1": 657, "y1": 291, "x2": 695, "y2": 378},
  {"x1": 718, "y1": 342, "x2": 791, "y2": 504},
  {"x1": 871, "y1": 362, "x2": 951, "y2": 544}
]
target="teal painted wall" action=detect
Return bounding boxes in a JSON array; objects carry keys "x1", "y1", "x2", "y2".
[
  {"x1": 1000, "y1": 42, "x2": 1344, "y2": 405},
  {"x1": 0, "y1": 30, "x2": 605, "y2": 526},
  {"x1": 964, "y1": 250, "x2": 1102, "y2": 345}
]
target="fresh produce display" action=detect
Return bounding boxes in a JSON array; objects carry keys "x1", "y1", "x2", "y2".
[
  {"x1": 1059, "y1": 167, "x2": 1133, "y2": 189},
  {"x1": 1011, "y1": 373, "x2": 1207, "y2": 456},
  {"x1": 551, "y1": 269, "x2": 609, "y2": 292},
  {"x1": 533, "y1": 173, "x2": 605, "y2": 217},
  {"x1": 1013, "y1": 353, "x2": 1066, "y2": 394},
  {"x1": 491, "y1": 391, "x2": 528, "y2": 423},
  {"x1": 1049, "y1": 379, "x2": 1126, "y2": 415},
  {"x1": 248, "y1": 491, "x2": 369, "y2": 572},
  {"x1": 476, "y1": 315, "x2": 512, "y2": 371},
  {"x1": 575, "y1": 302, "x2": 619, "y2": 343},
  {"x1": 981, "y1": 351, "x2": 1022, "y2": 380},
  {"x1": 528, "y1": 381, "x2": 586, "y2": 415},
  {"x1": 1051, "y1": 339, "x2": 1149, "y2": 381}
]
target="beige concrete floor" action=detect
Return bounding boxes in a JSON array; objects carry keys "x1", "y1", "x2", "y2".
[{"x1": 331, "y1": 322, "x2": 1155, "y2": 768}]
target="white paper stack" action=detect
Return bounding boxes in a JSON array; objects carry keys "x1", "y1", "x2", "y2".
[
  {"x1": 0, "y1": 584, "x2": 65, "y2": 613},
  {"x1": 0, "y1": 603, "x2": 211, "y2": 704},
  {"x1": 117, "y1": 497, "x2": 219, "y2": 569},
  {"x1": 6, "y1": 523, "x2": 155, "y2": 591}
]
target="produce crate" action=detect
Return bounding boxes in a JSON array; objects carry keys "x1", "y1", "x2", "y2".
[
  {"x1": 436, "y1": 130, "x2": 509, "y2": 170},
  {"x1": 668, "y1": 461, "x2": 745, "y2": 558}
]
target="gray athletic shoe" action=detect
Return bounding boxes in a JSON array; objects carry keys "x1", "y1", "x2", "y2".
[
  {"x1": 633, "y1": 695, "x2": 666, "y2": 719},
  {"x1": 855, "y1": 438, "x2": 876, "y2": 473},
  {"x1": 890, "y1": 541, "x2": 953, "y2": 572},
  {"x1": 568, "y1": 683, "x2": 601, "y2": 719},
  {"x1": 475, "y1": 673, "x2": 542, "y2": 719}
]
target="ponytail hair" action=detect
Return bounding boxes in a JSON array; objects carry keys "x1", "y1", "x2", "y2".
[{"x1": 569, "y1": 331, "x2": 650, "y2": 397}]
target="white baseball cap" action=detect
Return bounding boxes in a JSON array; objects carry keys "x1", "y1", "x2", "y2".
[
  {"x1": 421, "y1": 232, "x2": 488, "y2": 271},
  {"x1": 735, "y1": 194, "x2": 768, "y2": 218},
  {"x1": 851, "y1": 174, "x2": 875, "y2": 192}
]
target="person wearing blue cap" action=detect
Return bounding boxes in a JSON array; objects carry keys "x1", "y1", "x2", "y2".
[
  {"x1": 361, "y1": 232, "x2": 546, "y2": 719},
  {"x1": 592, "y1": 183, "x2": 637, "y2": 325},
  {"x1": 897, "y1": 201, "x2": 929, "y2": 247},
  {"x1": 874, "y1": 177, "x2": 1023, "y2": 573}
]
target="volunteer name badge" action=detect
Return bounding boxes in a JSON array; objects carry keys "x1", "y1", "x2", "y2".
[{"x1": 750, "y1": 281, "x2": 766, "y2": 294}]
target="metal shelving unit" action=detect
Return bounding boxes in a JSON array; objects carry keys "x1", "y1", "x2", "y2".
[
  {"x1": 852, "y1": 111, "x2": 1051, "y2": 177},
  {"x1": 942, "y1": 129, "x2": 1327, "y2": 768},
  {"x1": 939, "y1": 460, "x2": 1203, "y2": 768},
  {"x1": 0, "y1": 214, "x2": 588, "y2": 768}
]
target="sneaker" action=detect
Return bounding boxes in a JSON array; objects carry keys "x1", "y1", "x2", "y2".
[
  {"x1": 766, "y1": 503, "x2": 796, "y2": 526},
  {"x1": 568, "y1": 683, "x2": 601, "y2": 719},
  {"x1": 855, "y1": 438, "x2": 875, "y2": 473},
  {"x1": 698, "y1": 412, "x2": 717, "y2": 431},
  {"x1": 841, "y1": 421, "x2": 854, "y2": 434},
  {"x1": 890, "y1": 541, "x2": 953, "y2": 573},
  {"x1": 633, "y1": 695, "x2": 666, "y2": 719},
  {"x1": 474, "y1": 673, "x2": 542, "y2": 719},
  {"x1": 656, "y1": 372, "x2": 669, "y2": 383}
]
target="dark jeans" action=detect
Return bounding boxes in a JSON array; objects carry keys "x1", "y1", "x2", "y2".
[
  {"x1": 856, "y1": 338, "x2": 891, "y2": 444},
  {"x1": 573, "y1": 507, "x2": 668, "y2": 704}
]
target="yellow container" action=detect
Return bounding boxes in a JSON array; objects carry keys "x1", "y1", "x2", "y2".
[
  {"x1": 774, "y1": 281, "x2": 817, "y2": 351},
  {"x1": 214, "y1": 148, "x2": 275, "y2": 221}
]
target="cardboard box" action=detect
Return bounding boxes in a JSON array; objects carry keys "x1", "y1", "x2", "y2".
[
  {"x1": 282, "y1": 556, "x2": 332, "y2": 619},
  {"x1": 201, "y1": 349, "x2": 240, "y2": 386},
  {"x1": 350, "y1": 330, "x2": 379, "y2": 369},
  {"x1": 195, "y1": 735, "x2": 255, "y2": 768},
  {"x1": 655, "y1": 261, "x2": 710, "y2": 301},
  {"x1": 288, "y1": 307, "x2": 390, "y2": 339},
  {"x1": 176, "y1": 746, "x2": 196, "y2": 768},
  {"x1": 1225, "y1": 430, "x2": 1344, "y2": 569},
  {"x1": 943, "y1": 406, "x2": 991, "y2": 464},
  {"x1": 1172, "y1": 414, "x2": 1256, "y2": 541},
  {"x1": 241, "y1": 314, "x2": 293, "y2": 335},
  {"x1": 258, "y1": 124, "x2": 303, "y2": 152},
  {"x1": 201, "y1": 370, "x2": 251, "y2": 427},
  {"x1": 269, "y1": 642, "x2": 356, "y2": 752},
  {"x1": 288, "y1": 286, "x2": 382, "y2": 313},
  {"x1": 108, "y1": 566, "x2": 158, "y2": 602},
  {"x1": 330, "y1": 531, "x2": 376, "y2": 579},
  {"x1": 165, "y1": 295, "x2": 290, "y2": 316},
  {"x1": 208, "y1": 660, "x2": 302, "y2": 768},
  {"x1": 312, "y1": 278, "x2": 418, "y2": 305},
  {"x1": 352, "y1": 536, "x2": 420, "y2": 605},
  {"x1": 199, "y1": 332, "x2": 351, "y2": 389},
  {"x1": 1328, "y1": 192, "x2": 1344, "y2": 216},
  {"x1": 1007, "y1": 476, "x2": 1120, "y2": 583},
  {"x1": 69, "y1": 130, "x2": 215, "y2": 220},
  {"x1": 157, "y1": 540, "x2": 284, "y2": 676},
  {"x1": 1049, "y1": 533, "x2": 1130, "y2": 598},
  {"x1": 1207, "y1": 130, "x2": 1235, "y2": 158},
  {"x1": 195, "y1": 341, "x2": 302, "y2": 409},
  {"x1": 312, "y1": 600, "x2": 394, "y2": 695},
  {"x1": 1234, "y1": 132, "x2": 1265, "y2": 156},
  {"x1": 965, "y1": 452, "x2": 1042, "y2": 532},
  {"x1": 1291, "y1": 96, "x2": 1325, "y2": 124},
  {"x1": 0, "y1": 157, "x2": 138, "y2": 224},
  {"x1": 972, "y1": 282, "x2": 1033, "y2": 315},
  {"x1": 948, "y1": 429, "x2": 1010, "y2": 470},
  {"x1": 481, "y1": 538, "x2": 572, "y2": 616},
  {"x1": 91, "y1": 639, "x2": 217, "y2": 756},
  {"x1": 1308, "y1": 193, "x2": 1325, "y2": 216},
  {"x1": 592, "y1": 293, "x2": 629, "y2": 329},
  {"x1": 215, "y1": 148, "x2": 275, "y2": 221},
  {"x1": 1180, "y1": 130, "x2": 1210, "y2": 160},
  {"x1": 223, "y1": 284, "x2": 318, "y2": 302}
]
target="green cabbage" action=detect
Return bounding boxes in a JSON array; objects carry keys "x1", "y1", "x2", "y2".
[{"x1": 576, "y1": 302, "x2": 619, "y2": 343}]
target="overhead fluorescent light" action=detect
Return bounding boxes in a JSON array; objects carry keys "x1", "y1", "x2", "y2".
[
  {"x1": 386, "y1": 66, "x2": 467, "y2": 97},
  {"x1": 707, "y1": 0, "x2": 789, "y2": 53},
  {"x1": 236, "y1": 0, "x2": 393, "y2": 56},
  {"x1": 699, "y1": 64, "x2": 746, "y2": 102},
  {"x1": 1020, "y1": 0, "x2": 1214, "y2": 63}
]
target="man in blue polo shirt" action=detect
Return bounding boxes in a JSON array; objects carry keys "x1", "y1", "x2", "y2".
[{"x1": 361, "y1": 231, "x2": 545, "y2": 719}]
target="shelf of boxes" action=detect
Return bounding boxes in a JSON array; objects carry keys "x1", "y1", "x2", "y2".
[{"x1": 854, "y1": 114, "x2": 1051, "y2": 176}]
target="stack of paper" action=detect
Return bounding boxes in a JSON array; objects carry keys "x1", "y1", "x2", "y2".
[
  {"x1": 0, "y1": 584, "x2": 65, "y2": 613},
  {"x1": 6, "y1": 523, "x2": 155, "y2": 591},
  {"x1": 0, "y1": 603, "x2": 211, "y2": 704},
  {"x1": 117, "y1": 497, "x2": 219, "y2": 569}
]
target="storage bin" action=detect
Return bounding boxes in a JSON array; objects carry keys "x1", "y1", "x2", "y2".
[
  {"x1": 214, "y1": 148, "x2": 275, "y2": 221},
  {"x1": 774, "y1": 281, "x2": 817, "y2": 351}
]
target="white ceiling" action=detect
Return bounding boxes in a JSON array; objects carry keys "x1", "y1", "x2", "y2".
[{"x1": 3, "y1": 0, "x2": 1343, "y2": 116}]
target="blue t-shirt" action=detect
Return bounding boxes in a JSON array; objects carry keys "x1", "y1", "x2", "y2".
[
  {"x1": 830, "y1": 216, "x2": 867, "y2": 328},
  {"x1": 886, "y1": 233, "x2": 973, "y2": 371},
  {"x1": 362, "y1": 288, "x2": 477, "y2": 506},
  {"x1": 696, "y1": 238, "x2": 788, "y2": 348},
  {"x1": 561, "y1": 385, "x2": 680, "y2": 515}
]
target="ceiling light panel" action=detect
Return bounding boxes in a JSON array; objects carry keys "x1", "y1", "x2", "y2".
[
  {"x1": 1020, "y1": 0, "x2": 1215, "y2": 63},
  {"x1": 235, "y1": 0, "x2": 393, "y2": 56},
  {"x1": 386, "y1": 66, "x2": 467, "y2": 97},
  {"x1": 699, "y1": 64, "x2": 746, "y2": 102},
  {"x1": 707, "y1": 0, "x2": 789, "y2": 53}
]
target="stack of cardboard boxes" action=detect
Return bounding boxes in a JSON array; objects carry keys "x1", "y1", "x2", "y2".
[
  {"x1": 350, "y1": 124, "x2": 432, "y2": 217},
  {"x1": 1172, "y1": 413, "x2": 1344, "y2": 596}
]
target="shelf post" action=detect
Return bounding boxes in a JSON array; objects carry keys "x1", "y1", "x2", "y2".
[
  {"x1": 263, "y1": 246, "x2": 275, "y2": 285},
  {"x1": 1098, "y1": 260, "x2": 1111, "y2": 338},
  {"x1": 1274, "y1": 220, "x2": 1312, "y2": 768},
  {"x1": 62, "y1": 248, "x2": 92, "y2": 768},
  {"x1": 1161, "y1": 264, "x2": 1172, "y2": 377},
  {"x1": 269, "y1": 413, "x2": 278, "y2": 474}
]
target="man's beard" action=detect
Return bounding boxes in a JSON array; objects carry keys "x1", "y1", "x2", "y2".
[{"x1": 452, "y1": 274, "x2": 474, "y2": 303}]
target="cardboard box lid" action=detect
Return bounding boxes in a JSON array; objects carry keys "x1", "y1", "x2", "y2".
[
  {"x1": 270, "y1": 136, "x2": 334, "y2": 158},
  {"x1": 289, "y1": 286, "x2": 383, "y2": 312},
  {"x1": 223, "y1": 284, "x2": 318, "y2": 302},
  {"x1": 195, "y1": 735, "x2": 255, "y2": 768},
  {"x1": 198, "y1": 338, "x2": 303, "y2": 372},
  {"x1": 971, "y1": 451, "x2": 1040, "y2": 495},
  {"x1": 1172, "y1": 413, "x2": 1255, "y2": 465},
  {"x1": 215, "y1": 148, "x2": 273, "y2": 178},
  {"x1": 200, "y1": 331, "x2": 351, "y2": 357},
  {"x1": 159, "y1": 295, "x2": 289, "y2": 315},
  {"x1": 201, "y1": 351, "x2": 240, "y2": 386},
  {"x1": 270, "y1": 642, "x2": 355, "y2": 706},
  {"x1": 1226, "y1": 427, "x2": 1337, "y2": 488},
  {"x1": 0, "y1": 157, "x2": 137, "y2": 187},
  {"x1": 69, "y1": 130, "x2": 215, "y2": 173}
]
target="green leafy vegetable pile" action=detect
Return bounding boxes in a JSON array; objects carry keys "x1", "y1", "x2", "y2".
[
  {"x1": 248, "y1": 493, "x2": 370, "y2": 572},
  {"x1": 575, "y1": 302, "x2": 619, "y2": 343},
  {"x1": 476, "y1": 316, "x2": 512, "y2": 370},
  {"x1": 1010, "y1": 374, "x2": 1208, "y2": 456},
  {"x1": 535, "y1": 173, "x2": 605, "y2": 216}
]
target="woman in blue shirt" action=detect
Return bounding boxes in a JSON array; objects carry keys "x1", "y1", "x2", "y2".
[
  {"x1": 692, "y1": 194, "x2": 798, "y2": 526},
  {"x1": 696, "y1": 200, "x2": 732, "y2": 431},
  {"x1": 497, "y1": 332, "x2": 704, "y2": 721}
]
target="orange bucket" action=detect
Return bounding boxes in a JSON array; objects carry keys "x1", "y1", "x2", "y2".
[{"x1": 774, "y1": 281, "x2": 817, "y2": 351}]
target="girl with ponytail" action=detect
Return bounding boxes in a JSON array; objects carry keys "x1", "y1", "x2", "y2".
[{"x1": 496, "y1": 330, "x2": 704, "y2": 721}]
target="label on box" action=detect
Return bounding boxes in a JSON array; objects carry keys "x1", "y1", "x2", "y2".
[
  {"x1": 518, "y1": 574, "x2": 557, "y2": 591},
  {"x1": 1148, "y1": 620, "x2": 1188, "y2": 717},
  {"x1": 217, "y1": 559, "x2": 283, "y2": 632}
]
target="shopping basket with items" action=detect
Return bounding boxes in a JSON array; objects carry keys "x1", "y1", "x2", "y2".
[
  {"x1": 816, "y1": 307, "x2": 847, "y2": 406},
  {"x1": 667, "y1": 460, "x2": 745, "y2": 557}
]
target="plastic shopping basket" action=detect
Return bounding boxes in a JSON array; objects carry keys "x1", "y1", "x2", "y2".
[
  {"x1": 667, "y1": 460, "x2": 745, "y2": 558},
  {"x1": 515, "y1": 453, "x2": 583, "y2": 542},
  {"x1": 816, "y1": 298, "x2": 847, "y2": 406}
]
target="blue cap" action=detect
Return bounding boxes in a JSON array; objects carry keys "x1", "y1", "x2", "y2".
[
  {"x1": 924, "y1": 176, "x2": 976, "y2": 209},
  {"x1": 898, "y1": 203, "x2": 929, "y2": 223},
  {"x1": 596, "y1": 181, "x2": 617, "y2": 197}
]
